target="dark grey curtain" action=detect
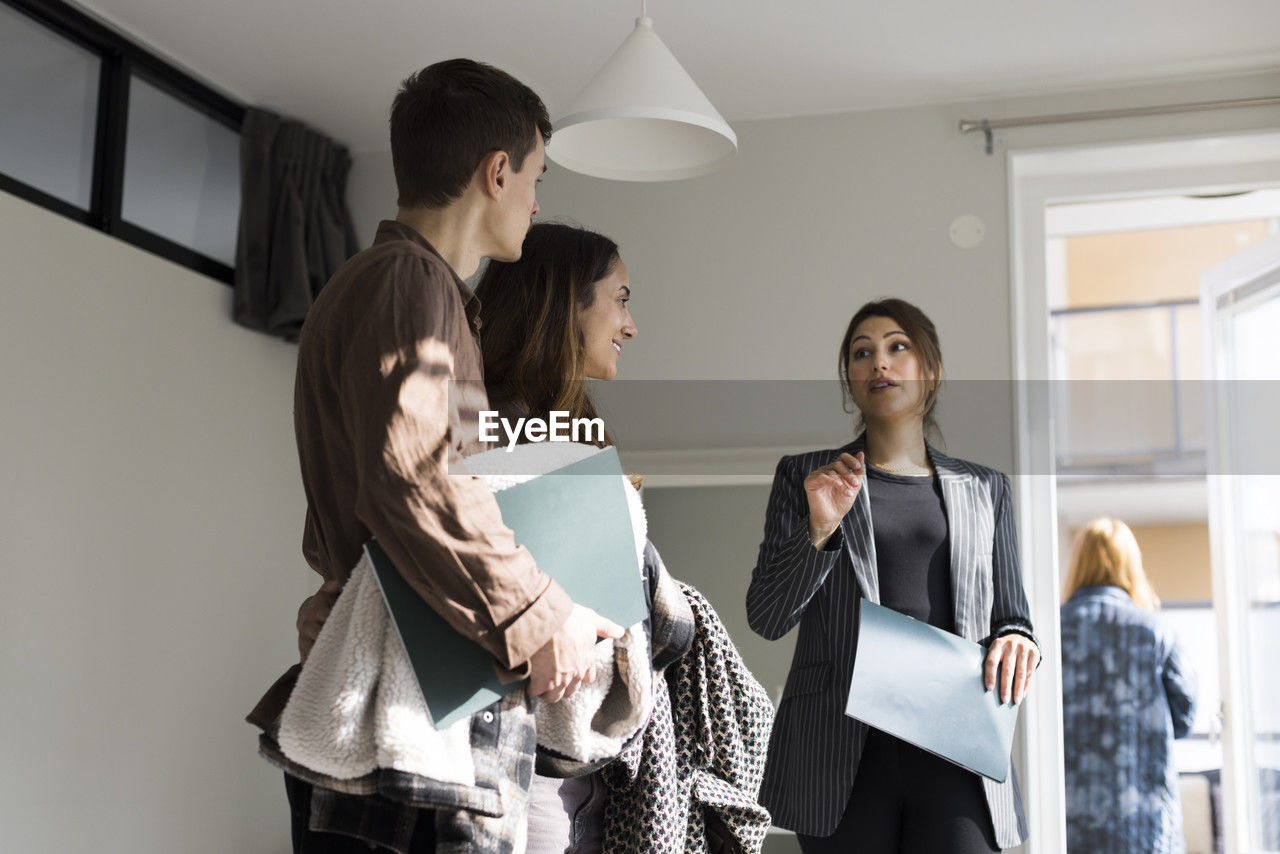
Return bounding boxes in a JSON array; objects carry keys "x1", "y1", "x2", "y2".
[{"x1": 234, "y1": 107, "x2": 360, "y2": 340}]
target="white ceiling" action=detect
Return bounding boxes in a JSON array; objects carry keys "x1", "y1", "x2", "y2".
[{"x1": 74, "y1": 0, "x2": 1280, "y2": 152}]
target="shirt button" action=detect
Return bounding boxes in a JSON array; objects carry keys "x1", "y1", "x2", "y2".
[{"x1": 482, "y1": 711, "x2": 494, "y2": 723}]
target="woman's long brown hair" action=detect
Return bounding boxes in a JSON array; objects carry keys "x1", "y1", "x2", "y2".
[{"x1": 474, "y1": 222, "x2": 619, "y2": 447}]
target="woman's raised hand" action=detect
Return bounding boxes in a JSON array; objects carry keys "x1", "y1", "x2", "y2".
[{"x1": 804, "y1": 451, "x2": 863, "y2": 548}]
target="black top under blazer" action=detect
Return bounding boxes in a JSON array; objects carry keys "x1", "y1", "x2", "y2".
[{"x1": 746, "y1": 436, "x2": 1035, "y2": 848}]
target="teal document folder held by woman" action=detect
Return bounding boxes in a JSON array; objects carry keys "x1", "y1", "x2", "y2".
[{"x1": 844, "y1": 599, "x2": 1019, "y2": 782}]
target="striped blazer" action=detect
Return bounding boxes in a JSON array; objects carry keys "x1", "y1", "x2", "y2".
[{"x1": 745, "y1": 436, "x2": 1034, "y2": 848}]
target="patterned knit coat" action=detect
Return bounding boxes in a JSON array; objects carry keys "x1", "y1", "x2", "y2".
[{"x1": 604, "y1": 582, "x2": 774, "y2": 853}]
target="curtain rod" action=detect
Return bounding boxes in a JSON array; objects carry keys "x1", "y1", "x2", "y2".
[{"x1": 959, "y1": 94, "x2": 1280, "y2": 154}]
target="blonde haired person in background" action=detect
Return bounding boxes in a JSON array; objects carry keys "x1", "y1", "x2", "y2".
[{"x1": 1060, "y1": 518, "x2": 1197, "y2": 854}]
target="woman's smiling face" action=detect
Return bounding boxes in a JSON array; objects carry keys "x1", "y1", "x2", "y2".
[{"x1": 580, "y1": 259, "x2": 637, "y2": 381}]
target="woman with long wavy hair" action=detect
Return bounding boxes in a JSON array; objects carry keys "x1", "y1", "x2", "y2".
[
  {"x1": 474, "y1": 221, "x2": 639, "y2": 854},
  {"x1": 474, "y1": 221, "x2": 633, "y2": 448}
]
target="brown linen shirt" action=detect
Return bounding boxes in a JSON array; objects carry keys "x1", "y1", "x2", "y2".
[{"x1": 250, "y1": 220, "x2": 572, "y2": 729}]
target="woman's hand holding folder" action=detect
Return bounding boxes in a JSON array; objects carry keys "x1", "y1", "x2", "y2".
[{"x1": 983, "y1": 633, "x2": 1040, "y2": 705}]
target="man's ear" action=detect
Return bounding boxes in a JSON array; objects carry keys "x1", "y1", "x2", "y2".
[{"x1": 477, "y1": 150, "x2": 510, "y2": 201}]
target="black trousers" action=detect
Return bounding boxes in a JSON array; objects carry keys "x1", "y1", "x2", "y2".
[
  {"x1": 796, "y1": 729, "x2": 1000, "y2": 854},
  {"x1": 285, "y1": 775, "x2": 437, "y2": 853}
]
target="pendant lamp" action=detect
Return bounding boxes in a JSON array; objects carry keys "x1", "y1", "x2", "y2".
[{"x1": 546, "y1": 3, "x2": 737, "y2": 181}]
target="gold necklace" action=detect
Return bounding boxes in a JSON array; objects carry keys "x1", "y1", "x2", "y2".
[{"x1": 869, "y1": 460, "x2": 930, "y2": 475}]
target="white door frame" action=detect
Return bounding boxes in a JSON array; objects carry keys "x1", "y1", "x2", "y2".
[
  {"x1": 1007, "y1": 129, "x2": 1280, "y2": 854},
  {"x1": 1202, "y1": 233, "x2": 1280, "y2": 854}
]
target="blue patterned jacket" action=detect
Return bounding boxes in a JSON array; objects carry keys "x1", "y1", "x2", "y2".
[{"x1": 1060, "y1": 586, "x2": 1197, "y2": 854}]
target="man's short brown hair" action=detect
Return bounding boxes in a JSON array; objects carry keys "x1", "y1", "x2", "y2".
[{"x1": 390, "y1": 59, "x2": 552, "y2": 209}]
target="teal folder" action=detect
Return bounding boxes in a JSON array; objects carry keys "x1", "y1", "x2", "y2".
[
  {"x1": 366, "y1": 447, "x2": 647, "y2": 729},
  {"x1": 844, "y1": 599, "x2": 1019, "y2": 782}
]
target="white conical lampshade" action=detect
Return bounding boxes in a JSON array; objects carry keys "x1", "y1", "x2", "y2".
[{"x1": 546, "y1": 16, "x2": 737, "y2": 182}]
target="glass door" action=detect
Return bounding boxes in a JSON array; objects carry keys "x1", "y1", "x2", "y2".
[{"x1": 1202, "y1": 231, "x2": 1280, "y2": 854}]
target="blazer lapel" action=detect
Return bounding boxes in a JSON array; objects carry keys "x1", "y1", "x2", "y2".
[
  {"x1": 928, "y1": 445, "x2": 981, "y2": 641},
  {"x1": 840, "y1": 435, "x2": 879, "y2": 604}
]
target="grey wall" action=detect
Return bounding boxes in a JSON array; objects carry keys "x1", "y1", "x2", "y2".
[
  {"x1": 0, "y1": 191, "x2": 306, "y2": 853},
  {"x1": 642, "y1": 484, "x2": 788, "y2": 701}
]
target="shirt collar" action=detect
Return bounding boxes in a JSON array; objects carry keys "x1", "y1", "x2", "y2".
[
  {"x1": 373, "y1": 220, "x2": 483, "y2": 331},
  {"x1": 1070, "y1": 585, "x2": 1133, "y2": 604}
]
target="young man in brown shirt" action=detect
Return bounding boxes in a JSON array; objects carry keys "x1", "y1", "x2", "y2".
[{"x1": 249, "y1": 59, "x2": 622, "y2": 853}]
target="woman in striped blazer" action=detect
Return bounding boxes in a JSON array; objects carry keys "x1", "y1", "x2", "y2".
[{"x1": 746, "y1": 298, "x2": 1040, "y2": 853}]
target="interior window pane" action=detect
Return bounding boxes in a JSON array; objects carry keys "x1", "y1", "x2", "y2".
[
  {"x1": 0, "y1": 3, "x2": 99, "y2": 209},
  {"x1": 1053, "y1": 307, "x2": 1177, "y2": 461},
  {"x1": 121, "y1": 75, "x2": 239, "y2": 267}
]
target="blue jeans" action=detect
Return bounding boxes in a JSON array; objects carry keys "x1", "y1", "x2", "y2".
[{"x1": 525, "y1": 771, "x2": 606, "y2": 854}]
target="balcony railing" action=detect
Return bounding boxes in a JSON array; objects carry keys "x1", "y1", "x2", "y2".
[{"x1": 1050, "y1": 298, "x2": 1205, "y2": 475}]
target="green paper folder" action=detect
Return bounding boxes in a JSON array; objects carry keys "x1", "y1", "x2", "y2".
[
  {"x1": 366, "y1": 447, "x2": 647, "y2": 729},
  {"x1": 844, "y1": 599, "x2": 1019, "y2": 782}
]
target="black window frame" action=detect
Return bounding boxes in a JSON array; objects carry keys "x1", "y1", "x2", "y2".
[{"x1": 0, "y1": 0, "x2": 245, "y2": 284}]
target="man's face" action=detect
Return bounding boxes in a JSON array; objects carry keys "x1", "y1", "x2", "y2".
[{"x1": 493, "y1": 134, "x2": 545, "y2": 262}]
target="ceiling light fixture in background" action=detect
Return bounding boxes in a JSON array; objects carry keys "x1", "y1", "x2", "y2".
[{"x1": 545, "y1": 1, "x2": 737, "y2": 182}]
